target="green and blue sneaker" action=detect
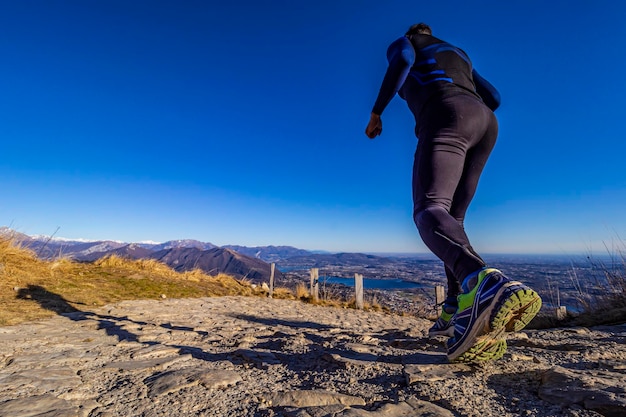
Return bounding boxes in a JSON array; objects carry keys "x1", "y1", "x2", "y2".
[
  {"x1": 428, "y1": 303, "x2": 456, "y2": 338},
  {"x1": 447, "y1": 268, "x2": 542, "y2": 363}
]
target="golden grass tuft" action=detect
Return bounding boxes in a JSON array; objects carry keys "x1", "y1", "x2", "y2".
[
  {"x1": 294, "y1": 282, "x2": 310, "y2": 299},
  {"x1": 290, "y1": 281, "x2": 387, "y2": 312},
  {"x1": 0, "y1": 238, "x2": 276, "y2": 326},
  {"x1": 269, "y1": 287, "x2": 296, "y2": 300}
]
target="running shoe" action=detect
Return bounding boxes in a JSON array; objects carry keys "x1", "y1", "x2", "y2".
[
  {"x1": 428, "y1": 304, "x2": 456, "y2": 338},
  {"x1": 447, "y1": 268, "x2": 542, "y2": 362}
]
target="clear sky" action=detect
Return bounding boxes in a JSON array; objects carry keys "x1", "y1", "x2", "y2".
[{"x1": 2, "y1": 1, "x2": 625, "y2": 254}]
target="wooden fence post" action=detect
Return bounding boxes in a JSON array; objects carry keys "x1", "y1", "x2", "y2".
[
  {"x1": 354, "y1": 273, "x2": 364, "y2": 310},
  {"x1": 310, "y1": 268, "x2": 319, "y2": 301},
  {"x1": 268, "y1": 263, "x2": 275, "y2": 298},
  {"x1": 435, "y1": 285, "x2": 445, "y2": 306}
]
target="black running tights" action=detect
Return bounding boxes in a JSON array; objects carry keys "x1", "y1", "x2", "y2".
[{"x1": 412, "y1": 94, "x2": 498, "y2": 300}]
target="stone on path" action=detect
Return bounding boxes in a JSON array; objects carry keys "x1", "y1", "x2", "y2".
[
  {"x1": 404, "y1": 363, "x2": 471, "y2": 385},
  {"x1": 231, "y1": 348, "x2": 280, "y2": 367},
  {"x1": 323, "y1": 352, "x2": 380, "y2": 369},
  {"x1": 275, "y1": 397, "x2": 454, "y2": 417},
  {"x1": 338, "y1": 398, "x2": 455, "y2": 417},
  {"x1": 0, "y1": 394, "x2": 77, "y2": 417},
  {"x1": 539, "y1": 366, "x2": 626, "y2": 417},
  {"x1": 145, "y1": 368, "x2": 242, "y2": 398},
  {"x1": 102, "y1": 353, "x2": 192, "y2": 371},
  {"x1": 263, "y1": 390, "x2": 366, "y2": 407},
  {"x1": 0, "y1": 367, "x2": 82, "y2": 392},
  {"x1": 130, "y1": 345, "x2": 181, "y2": 360}
]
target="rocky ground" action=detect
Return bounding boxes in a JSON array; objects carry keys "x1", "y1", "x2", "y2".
[{"x1": 0, "y1": 296, "x2": 624, "y2": 417}]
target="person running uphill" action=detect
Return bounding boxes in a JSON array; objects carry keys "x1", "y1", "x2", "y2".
[{"x1": 365, "y1": 23, "x2": 541, "y2": 362}]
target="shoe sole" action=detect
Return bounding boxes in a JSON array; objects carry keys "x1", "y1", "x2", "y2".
[
  {"x1": 449, "y1": 281, "x2": 541, "y2": 362},
  {"x1": 491, "y1": 282, "x2": 542, "y2": 332},
  {"x1": 452, "y1": 338, "x2": 507, "y2": 363}
]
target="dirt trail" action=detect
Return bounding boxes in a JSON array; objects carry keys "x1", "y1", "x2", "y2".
[{"x1": 0, "y1": 296, "x2": 624, "y2": 416}]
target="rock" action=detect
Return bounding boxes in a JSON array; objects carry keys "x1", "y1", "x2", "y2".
[
  {"x1": 231, "y1": 349, "x2": 280, "y2": 367},
  {"x1": 0, "y1": 394, "x2": 77, "y2": 417},
  {"x1": 201, "y1": 370, "x2": 242, "y2": 389},
  {"x1": 145, "y1": 368, "x2": 202, "y2": 397},
  {"x1": 278, "y1": 398, "x2": 454, "y2": 417},
  {"x1": 507, "y1": 332, "x2": 529, "y2": 341},
  {"x1": 563, "y1": 327, "x2": 590, "y2": 335},
  {"x1": 284, "y1": 404, "x2": 349, "y2": 417},
  {"x1": 599, "y1": 359, "x2": 626, "y2": 371},
  {"x1": 1, "y1": 368, "x2": 82, "y2": 392},
  {"x1": 338, "y1": 398, "x2": 454, "y2": 416},
  {"x1": 509, "y1": 353, "x2": 536, "y2": 362},
  {"x1": 344, "y1": 343, "x2": 382, "y2": 355},
  {"x1": 103, "y1": 353, "x2": 192, "y2": 371},
  {"x1": 145, "y1": 368, "x2": 242, "y2": 397},
  {"x1": 263, "y1": 390, "x2": 366, "y2": 407},
  {"x1": 404, "y1": 363, "x2": 471, "y2": 385},
  {"x1": 323, "y1": 352, "x2": 379, "y2": 369},
  {"x1": 130, "y1": 345, "x2": 181, "y2": 360},
  {"x1": 539, "y1": 366, "x2": 626, "y2": 416},
  {"x1": 236, "y1": 335, "x2": 258, "y2": 348}
]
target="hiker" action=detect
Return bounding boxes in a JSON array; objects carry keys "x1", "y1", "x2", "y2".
[{"x1": 365, "y1": 23, "x2": 541, "y2": 362}]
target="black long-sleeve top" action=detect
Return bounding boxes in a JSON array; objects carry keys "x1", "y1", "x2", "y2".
[{"x1": 372, "y1": 35, "x2": 500, "y2": 118}]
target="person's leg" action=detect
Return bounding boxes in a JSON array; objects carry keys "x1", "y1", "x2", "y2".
[
  {"x1": 416, "y1": 96, "x2": 504, "y2": 340},
  {"x1": 428, "y1": 265, "x2": 461, "y2": 337},
  {"x1": 434, "y1": 101, "x2": 542, "y2": 361},
  {"x1": 445, "y1": 102, "x2": 499, "y2": 287},
  {"x1": 444, "y1": 266, "x2": 462, "y2": 301},
  {"x1": 411, "y1": 97, "x2": 541, "y2": 361},
  {"x1": 412, "y1": 96, "x2": 493, "y2": 283}
]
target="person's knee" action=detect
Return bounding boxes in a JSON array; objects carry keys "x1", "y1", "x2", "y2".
[
  {"x1": 413, "y1": 204, "x2": 447, "y2": 231},
  {"x1": 413, "y1": 207, "x2": 427, "y2": 230}
]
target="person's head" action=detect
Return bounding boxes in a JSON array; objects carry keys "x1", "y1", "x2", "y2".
[{"x1": 405, "y1": 23, "x2": 432, "y2": 37}]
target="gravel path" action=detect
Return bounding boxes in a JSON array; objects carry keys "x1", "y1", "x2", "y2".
[{"x1": 0, "y1": 296, "x2": 624, "y2": 416}]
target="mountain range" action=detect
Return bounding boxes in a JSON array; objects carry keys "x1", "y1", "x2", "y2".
[
  {"x1": 0, "y1": 227, "x2": 405, "y2": 283},
  {"x1": 0, "y1": 228, "x2": 289, "y2": 282}
]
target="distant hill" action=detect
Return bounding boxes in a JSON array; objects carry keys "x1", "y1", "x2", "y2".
[
  {"x1": 0, "y1": 228, "x2": 128, "y2": 260},
  {"x1": 80, "y1": 245, "x2": 283, "y2": 283},
  {"x1": 140, "y1": 240, "x2": 217, "y2": 252},
  {"x1": 78, "y1": 243, "x2": 155, "y2": 262},
  {"x1": 281, "y1": 252, "x2": 397, "y2": 268},
  {"x1": 149, "y1": 247, "x2": 283, "y2": 282},
  {"x1": 223, "y1": 245, "x2": 312, "y2": 263}
]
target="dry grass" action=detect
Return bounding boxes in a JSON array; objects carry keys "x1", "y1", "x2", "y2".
[
  {"x1": 567, "y1": 251, "x2": 626, "y2": 327},
  {"x1": 290, "y1": 281, "x2": 387, "y2": 312},
  {"x1": 529, "y1": 246, "x2": 626, "y2": 329},
  {"x1": 294, "y1": 282, "x2": 310, "y2": 299},
  {"x1": 0, "y1": 238, "x2": 291, "y2": 326}
]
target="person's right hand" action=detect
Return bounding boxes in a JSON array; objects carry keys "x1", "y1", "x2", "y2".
[{"x1": 365, "y1": 113, "x2": 382, "y2": 139}]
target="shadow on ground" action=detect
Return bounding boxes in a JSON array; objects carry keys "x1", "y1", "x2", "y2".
[
  {"x1": 16, "y1": 284, "x2": 79, "y2": 315},
  {"x1": 14, "y1": 285, "x2": 224, "y2": 361}
]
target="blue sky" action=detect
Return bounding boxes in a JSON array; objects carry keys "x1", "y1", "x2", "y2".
[{"x1": 1, "y1": 1, "x2": 625, "y2": 254}]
